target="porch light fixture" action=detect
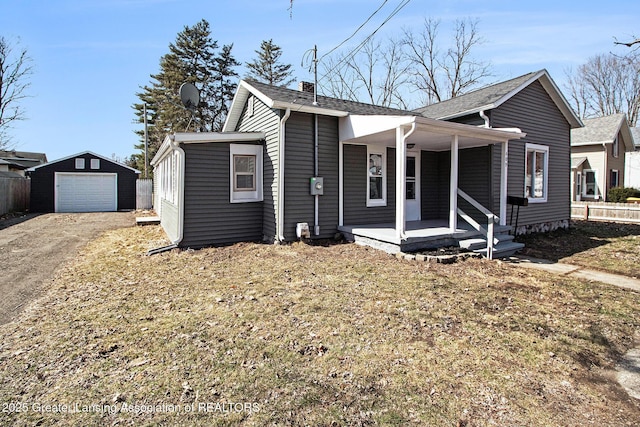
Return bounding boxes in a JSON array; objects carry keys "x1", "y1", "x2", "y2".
[{"x1": 407, "y1": 143, "x2": 415, "y2": 149}]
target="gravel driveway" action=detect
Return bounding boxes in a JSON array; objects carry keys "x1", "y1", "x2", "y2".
[{"x1": 0, "y1": 212, "x2": 135, "y2": 325}]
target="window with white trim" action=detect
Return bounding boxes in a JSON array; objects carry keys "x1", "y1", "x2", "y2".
[
  {"x1": 230, "y1": 144, "x2": 263, "y2": 203},
  {"x1": 525, "y1": 143, "x2": 549, "y2": 203},
  {"x1": 583, "y1": 169, "x2": 597, "y2": 197},
  {"x1": 90, "y1": 159, "x2": 100, "y2": 169},
  {"x1": 75, "y1": 158, "x2": 85, "y2": 169},
  {"x1": 367, "y1": 147, "x2": 386, "y2": 207},
  {"x1": 613, "y1": 136, "x2": 619, "y2": 158}
]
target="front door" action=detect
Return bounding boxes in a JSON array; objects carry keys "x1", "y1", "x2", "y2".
[{"x1": 406, "y1": 152, "x2": 421, "y2": 221}]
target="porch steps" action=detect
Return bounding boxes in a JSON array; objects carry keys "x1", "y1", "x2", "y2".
[{"x1": 458, "y1": 234, "x2": 524, "y2": 258}]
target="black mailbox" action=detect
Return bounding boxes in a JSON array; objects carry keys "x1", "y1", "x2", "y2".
[{"x1": 507, "y1": 196, "x2": 528, "y2": 206}]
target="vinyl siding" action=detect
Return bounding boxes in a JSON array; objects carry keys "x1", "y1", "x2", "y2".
[
  {"x1": 282, "y1": 112, "x2": 339, "y2": 240},
  {"x1": 236, "y1": 95, "x2": 280, "y2": 240},
  {"x1": 343, "y1": 145, "x2": 396, "y2": 225},
  {"x1": 181, "y1": 143, "x2": 263, "y2": 248},
  {"x1": 420, "y1": 148, "x2": 490, "y2": 223},
  {"x1": 490, "y1": 80, "x2": 572, "y2": 227},
  {"x1": 160, "y1": 198, "x2": 180, "y2": 243}
]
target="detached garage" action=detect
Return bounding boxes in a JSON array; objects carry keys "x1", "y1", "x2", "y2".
[{"x1": 28, "y1": 151, "x2": 140, "y2": 213}]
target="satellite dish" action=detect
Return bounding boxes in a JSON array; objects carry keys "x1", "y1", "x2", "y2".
[{"x1": 179, "y1": 83, "x2": 200, "y2": 110}]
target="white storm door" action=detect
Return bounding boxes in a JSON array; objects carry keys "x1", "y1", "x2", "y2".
[{"x1": 405, "y1": 152, "x2": 421, "y2": 221}]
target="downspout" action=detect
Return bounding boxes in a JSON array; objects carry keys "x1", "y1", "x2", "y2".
[
  {"x1": 398, "y1": 122, "x2": 417, "y2": 239},
  {"x1": 314, "y1": 113, "x2": 320, "y2": 236},
  {"x1": 277, "y1": 108, "x2": 291, "y2": 242},
  {"x1": 169, "y1": 134, "x2": 186, "y2": 246},
  {"x1": 479, "y1": 110, "x2": 490, "y2": 128}
]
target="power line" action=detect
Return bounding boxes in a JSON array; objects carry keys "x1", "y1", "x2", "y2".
[
  {"x1": 318, "y1": 0, "x2": 412, "y2": 83},
  {"x1": 318, "y1": 0, "x2": 389, "y2": 62}
]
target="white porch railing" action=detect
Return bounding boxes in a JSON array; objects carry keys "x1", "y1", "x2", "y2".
[{"x1": 457, "y1": 189, "x2": 499, "y2": 259}]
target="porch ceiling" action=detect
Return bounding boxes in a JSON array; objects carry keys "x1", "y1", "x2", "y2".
[{"x1": 340, "y1": 115, "x2": 526, "y2": 151}]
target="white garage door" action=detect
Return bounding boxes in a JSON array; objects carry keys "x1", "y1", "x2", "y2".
[{"x1": 55, "y1": 173, "x2": 117, "y2": 212}]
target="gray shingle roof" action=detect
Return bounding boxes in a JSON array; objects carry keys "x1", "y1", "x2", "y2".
[
  {"x1": 571, "y1": 113, "x2": 627, "y2": 144},
  {"x1": 246, "y1": 79, "x2": 417, "y2": 116},
  {"x1": 414, "y1": 72, "x2": 539, "y2": 119}
]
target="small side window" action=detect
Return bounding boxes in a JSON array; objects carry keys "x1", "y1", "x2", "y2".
[
  {"x1": 90, "y1": 159, "x2": 100, "y2": 169},
  {"x1": 75, "y1": 158, "x2": 85, "y2": 169},
  {"x1": 230, "y1": 144, "x2": 263, "y2": 203}
]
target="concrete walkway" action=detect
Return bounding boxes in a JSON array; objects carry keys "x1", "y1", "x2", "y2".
[
  {"x1": 505, "y1": 255, "x2": 640, "y2": 292},
  {"x1": 506, "y1": 255, "x2": 640, "y2": 401}
]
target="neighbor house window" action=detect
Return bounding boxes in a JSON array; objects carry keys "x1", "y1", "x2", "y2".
[
  {"x1": 611, "y1": 169, "x2": 620, "y2": 188},
  {"x1": 613, "y1": 136, "x2": 619, "y2": 158},
  {"x1": 230, "y1": 144, "x2": 263, "y2": 203},
  {"x1": 90, "y1": 159, "x2": 100, "y2": 169},
  {"x1": 367, "y1": 147, "x2": 386, "y2": 207},
  {"x1": 583, "y1": 170, "x2": 597, "y2": 197},
  {"x1": 525, "y1": 143, "x2": 549, "y2": 203},
  {"x1": 247, "y1": 96, "x2": 255, "y2": 117},
  {"x1": 75, "y1": 158, "x2": 85, "y2": 169}
]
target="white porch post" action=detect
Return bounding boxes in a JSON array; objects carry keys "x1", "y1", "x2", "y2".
[
  {"x1": 396, "y1": 126, "x2": 406, "y2": 239},
  {"x1": 499, "y1": 141, "x2": 508, "y2": 226},
  {"x1": 449, "y1": 134, "x2": 459, "y2": 231}
]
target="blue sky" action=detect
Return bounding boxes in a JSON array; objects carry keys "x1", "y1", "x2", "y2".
[{"x1": 1, "y1": 0, "x2": 637, "y2": 162}]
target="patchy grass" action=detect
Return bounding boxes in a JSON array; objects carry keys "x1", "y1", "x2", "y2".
[
  {"x1": 520, "y1": 220, "x2": 640, "y2": 277},
  {"x1": 0, "y1": 225, "x2": 639, "y2": 426}
]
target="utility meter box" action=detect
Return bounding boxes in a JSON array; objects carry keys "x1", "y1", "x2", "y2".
[{"x1": 310, "y1": 177, "x2": 324, "y2": 195}]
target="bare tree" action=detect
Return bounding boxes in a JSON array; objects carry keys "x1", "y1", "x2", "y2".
[
  {"x1": 614, "y1": 36, "x2": 640, "y2": 48},
  {"x1": 566, "y1": 52, "x2": 640, "y2": 126},
  {"x1": 319, "y1": 37, "x2": 410, "y2": 109},
  {"x1": 0, "y1": 36, "x2": 33, "y2": 149},
  {"x1": 403, "y1": 18, "x2": 491, "y2": 105}
]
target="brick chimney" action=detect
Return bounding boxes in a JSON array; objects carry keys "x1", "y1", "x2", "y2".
[{"x1": 298, "y1": 81, "x2": 315, "y2": 94}]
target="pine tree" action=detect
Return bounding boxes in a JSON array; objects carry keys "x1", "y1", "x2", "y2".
[
  {"x1": 246, "y1": 39, "x2": 294, "y2": 87},
  {"x1": 131, "y1": 19, "x2": 240, "y2": 173}
]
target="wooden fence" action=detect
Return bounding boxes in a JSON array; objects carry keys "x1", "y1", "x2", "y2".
[
  {"x1": 0, "y1": 177, "x2": 30, "y2": 215},
  {"x1": 136, "y1": 179, "x2": 153, "y2": 210},
  {"x1": 571, "y1": 201, "x2": 640, "y2": 223}
]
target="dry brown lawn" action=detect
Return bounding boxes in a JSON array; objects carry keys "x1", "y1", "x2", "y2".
[
  {"x1": 520, "y1": 220, "x2": 640, "y2": 278},
  {"x1": 0, "y1": 224, "x2": 639, "y2": 426}
]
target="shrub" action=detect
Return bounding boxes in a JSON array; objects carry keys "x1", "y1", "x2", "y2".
[{"x1": 607, "y1": 186, "x2": 640, "y2": 202}]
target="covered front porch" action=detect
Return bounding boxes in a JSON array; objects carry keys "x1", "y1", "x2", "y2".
[{"x1": 338, "y1": 114, "x2": 526, "y2": 258}]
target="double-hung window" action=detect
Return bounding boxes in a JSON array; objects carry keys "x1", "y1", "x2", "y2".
[
  {"x1": 367, "y1": 147, "x2": 386, "y2": 207},
  {"x1": 525, "y1": 143, "x2": 549, "y2": 203},
  {"x1": 230, "y1": 144, "x2": 263, "y2": 203}
]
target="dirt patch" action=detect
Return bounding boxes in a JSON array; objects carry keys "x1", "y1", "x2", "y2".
[{"x1": 0, "y1": 212, "x2": 135, "y2": 325}]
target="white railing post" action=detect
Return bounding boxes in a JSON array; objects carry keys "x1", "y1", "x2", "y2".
[{"x1": 487, "y1": 214, "x2": 495, "y2": 260}]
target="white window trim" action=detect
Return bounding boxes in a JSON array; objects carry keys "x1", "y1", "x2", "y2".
[
  {"x1": 230, "y1": 144, "x2": 263, "y2": 203},
  {"x1": 366, "y1": 146, "x2": 387, "y2": 207},
  {"x1": 525, "y1": 143, "x2": 549, "y2": 203},
  {"x1": 613, "y1": 137, "x2": 619, "y2": 158},
  {"x1": 75, "y1": 158, "x2": 85, "y2": 169},
  {"x1": 90, "y1": 158, "x2": 100, "y2": 169}
]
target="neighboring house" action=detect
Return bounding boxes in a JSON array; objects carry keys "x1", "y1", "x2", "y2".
[
  {"x1": 625, "y1": 127, "x2": 640, "y2": 189},
  {"x1": 571, "y1": 114, "x2": 635, "y2": 201},
  {"x1": 152, "y1": 70, "x2": 580, "y2": 257},
  {"x1": 0, "y1": 150, "x2": 48, "y2": 177},
  {"x1": 28, "y1": 151, "x2": 140, "y2": 212}
]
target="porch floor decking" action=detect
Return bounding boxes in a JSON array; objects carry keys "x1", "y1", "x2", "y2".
[{"x1": 338, "y1": 220, "x2": 513, "y2": 253}]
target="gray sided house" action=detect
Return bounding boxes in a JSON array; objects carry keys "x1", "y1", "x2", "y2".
[
  {"x1": 29, "y1": 151, "x2": 139, "y2": 213},
  {"x1": 153, "y1": 70, "x2": 579, "y2": 257},
  {"x1": 416, "y1": 69, "x2": 583, "y2": 234}
]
